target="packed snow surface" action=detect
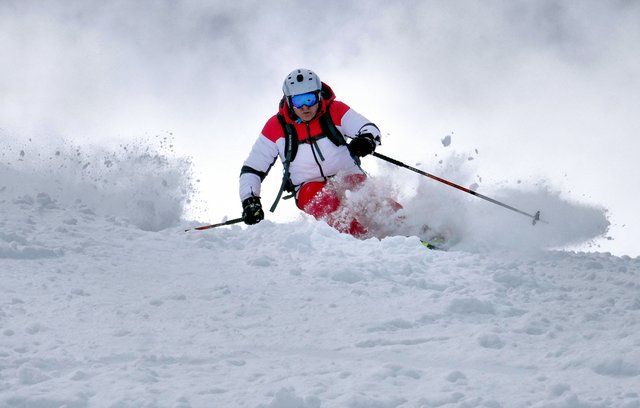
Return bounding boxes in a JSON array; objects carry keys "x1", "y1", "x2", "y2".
[{"x1": 2, "y1": 141, "x2": 638, "y2": 407}]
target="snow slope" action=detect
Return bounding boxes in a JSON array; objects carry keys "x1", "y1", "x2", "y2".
[{"x1": 1, "y1": 141, "x2": 639, "y2": 408}]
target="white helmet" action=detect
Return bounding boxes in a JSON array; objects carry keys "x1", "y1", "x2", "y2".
[{"x1": 282, "y1": 68, "x2": 321, "y2": 96}]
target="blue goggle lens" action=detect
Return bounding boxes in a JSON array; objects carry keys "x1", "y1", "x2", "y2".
[{"x1": 290, "y1": 92, "x2": 318, "y2": 108}]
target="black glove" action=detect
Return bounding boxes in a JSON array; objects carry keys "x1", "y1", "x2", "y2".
[
  {"x1": 242, "y1": 196, "x2": 264, "y2": 225},
  {"x1": 348, "y1": 133, "x2": 377, "y2": 157}
]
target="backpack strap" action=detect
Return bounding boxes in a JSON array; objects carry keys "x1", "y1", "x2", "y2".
[
  {"x1": 269, "y1": 113, "x2": 297, "y2": 212},
  {"x1": 319, "y1": 102, "x2": 346, "y2": 146}
]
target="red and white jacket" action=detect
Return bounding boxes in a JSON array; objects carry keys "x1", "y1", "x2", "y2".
[{"x1": 239, "y1": 83, "x2": 380, "y2": 202}]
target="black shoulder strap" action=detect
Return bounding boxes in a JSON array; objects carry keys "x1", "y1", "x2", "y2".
[
  {"x1": 319, "y1": 102, "x2": 346, "y2": 146},
  {"x1": 276, "y1": 113, "x2": 299, "y2": 162},
  {"x1": 270, "y1": 114, "x2": 297, "y2": 212}
]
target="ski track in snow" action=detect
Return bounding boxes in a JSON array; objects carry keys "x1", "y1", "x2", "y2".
[{"x1": 1, "y1": 142, "x2": 639, "y2": 408}]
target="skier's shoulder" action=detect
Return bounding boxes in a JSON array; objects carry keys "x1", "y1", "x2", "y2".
[
  {"x1": 329, "y1": 100, "x2": 350, "y2": 115},
  {"x1": 261, "y1": 114, "x2": 286, "y2": 143},
  {"x1": 327, "y1": 100, "x2": 351, "y2": 125}
]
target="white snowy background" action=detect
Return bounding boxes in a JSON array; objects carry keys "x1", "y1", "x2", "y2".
[{"x1": 2, "y1": 1, "x2": 640, "y2": 407}]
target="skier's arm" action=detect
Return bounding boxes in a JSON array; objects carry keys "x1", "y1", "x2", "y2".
[
  {"x1": 239, "y1": 134, "x2": 279, "y2": 202},
  {"x1": 332, "y1": 101, "x2": 381, "y2": 145}
]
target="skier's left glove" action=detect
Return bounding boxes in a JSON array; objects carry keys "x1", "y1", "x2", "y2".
[
  {"x1": 242, "y1": 196, "x2": 264, "y2": 225},
  {"x1": 348, "y1": 133, "x2": 377, "y2": 157}
]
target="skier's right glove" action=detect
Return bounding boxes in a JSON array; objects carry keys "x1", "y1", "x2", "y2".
[{"x1": 242, "y1": 196, "x2": 264, "y2": 225}]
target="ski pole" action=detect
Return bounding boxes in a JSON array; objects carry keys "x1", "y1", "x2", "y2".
[
  {"x1": 372, "y1": 152, "x2": 544, "y2": 225},
  {"x1": 185, "y1": 217, "x2": 244, "y2": 232}
]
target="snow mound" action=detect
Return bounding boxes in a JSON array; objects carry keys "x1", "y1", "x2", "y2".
[{"x1": 1, "y1": 211, "x2": 638, "y2": 406}]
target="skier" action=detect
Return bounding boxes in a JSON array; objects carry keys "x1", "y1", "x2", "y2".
[{"x1": 239, "y1": 68, "x2": 385, "y2": 237}]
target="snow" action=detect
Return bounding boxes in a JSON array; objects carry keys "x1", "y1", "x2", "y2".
[{"x1": 2, "y1": 140, "x2": 639, "y2": 408}]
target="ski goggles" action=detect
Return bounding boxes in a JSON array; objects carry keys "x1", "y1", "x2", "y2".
[{"x1": 290, "y1": 91, "x2": 319, "y2": 108}]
